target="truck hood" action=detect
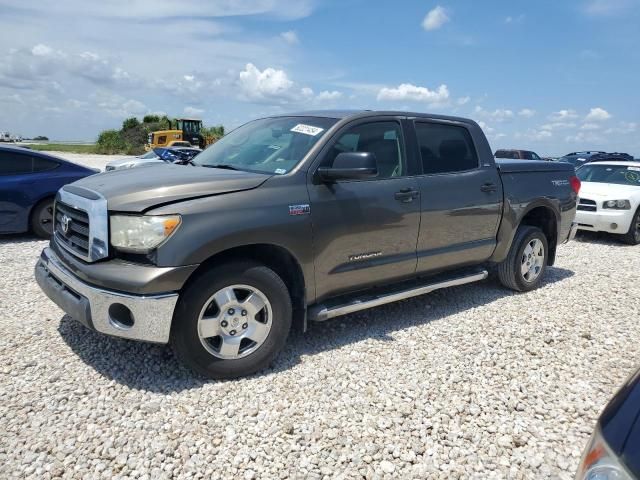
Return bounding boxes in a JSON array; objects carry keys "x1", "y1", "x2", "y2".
[
  {"x1": 579, "y1": 181, "x2": 640, "y2": 199},
  {"x1": 70, "y1": 164, "x2": 271, "y2": 212}
]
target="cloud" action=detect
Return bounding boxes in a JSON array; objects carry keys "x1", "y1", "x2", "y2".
[
  {"x1": 377, "y1": 83, "x2": 450, "y2": 104},
  {"x1": 474, "y1": 106, "x2": 514, "y2": 122},
  {"x1": 548, "y1": 109, "x2": 578, "y2": 121},
  {"x1": 585, "y1": 0, "x2": 635, "y2": 16},
  {"x1": 541, "y1": 122, "x2": 577, "y2": 131},
  {"x1": 457, "y1": 96, "x2": 470, "y2": 105},
  {"x1": 505, "y1": 14, "x2": 525, "y2": 24},
  {"x1": 422, "y1": 6, "x2": 450, "y2": 31},
  {"x1": 238, "y1": 63, "x2": 295, "y2": 102},
  {"x1": 93, "y1": 92, "x2": 147, "y2": 118},
  {"x1": 316, "y1": 90, "x2": 342, "y2": 101},
  {"x1": 184, "y1": 106, "x2": 205, "y2": 117},
  {"x1": 585, "y1": 107, "x2": 611, "y2": 121},
  {"x1": 280, "y1": 31, "x2": 299, "y2": 44},
  {"x1": 518, "y1": 108, "x2": 536, "y2": 118},
  {"x1": 580, "y1": 123, "x2": 601, "y2": 131},
  {"x1": 477, "y1": 121, "x2": 494, "y2": 134}
]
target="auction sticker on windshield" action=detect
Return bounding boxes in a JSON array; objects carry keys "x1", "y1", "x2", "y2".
[{"x1": 291, "y1": 124, "x2": 324, "y2": 136}]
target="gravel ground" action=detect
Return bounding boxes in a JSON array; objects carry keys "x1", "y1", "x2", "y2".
[
  {"x1": 54, "y1": 152, "x2": 128, "y2": 171},
  {"x1": 1, "y1": 154, "x2": 639, "y2": 479}
]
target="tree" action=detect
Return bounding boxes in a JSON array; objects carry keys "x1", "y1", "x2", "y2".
[
  {"x1": 143, "y1": 114, "x2": 160, "y2": 124},
  {"x1": 122, "y1": 117, "x2": 140, "y2": 131}
]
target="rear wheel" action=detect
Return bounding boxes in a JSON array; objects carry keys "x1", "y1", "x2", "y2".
[
  {"x1": 30, "y1": 199, "x2": 54, "y2": 238},
  {"x1": 497, "y1": 226, "x2": 548, "y2": 292},
  {"x1": 171, "y1": 261, "x2": 292, "y2": 379},
  {"x1": 620, "y1": 208, "x2": 640, "y2": 245}
]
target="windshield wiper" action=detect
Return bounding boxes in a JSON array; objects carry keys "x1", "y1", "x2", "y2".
[{"x1": 202, "y1": 164, "x2": 239, "y2": 171}]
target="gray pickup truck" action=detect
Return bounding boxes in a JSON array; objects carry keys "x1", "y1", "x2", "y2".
[{"x1": 35, "y1": 110, "x2": 579, "y2": 378}]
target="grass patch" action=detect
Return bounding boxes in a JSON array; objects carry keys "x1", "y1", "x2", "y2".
[{"x1": 29, "y1": 143, "x2": 97, "y2": 154}]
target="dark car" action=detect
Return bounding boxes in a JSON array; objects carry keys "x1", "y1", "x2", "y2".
[
  {"x1": 559, "y1": 151, "x2": 606, "y2": 167},
  {"x1": 576, "y1": 367, "x2": 640, "y2": 479},
  {"x1": 494, "y1": 149, "x2": 544, "y2": 160},
  {"x1": 0, "y1": 145, "x2": 97, "y2": 237},
  {"x1": 35, "y1": 110, "x2": 579, "y2": 379}
]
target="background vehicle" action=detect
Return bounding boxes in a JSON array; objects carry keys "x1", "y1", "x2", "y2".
[
  {"x1": 145, "y1": 118, "x2": 213, "y2": 150},
  {"x1": 0, "y1": 145, "x2": 97, "y2": 237},
  {"x1": 560, "y1": 151, "x2": 633, "y2": 168},
  {"x1": 575, "y1": 160, "x2": 640, "y2": 244},
  {"x1": 105, "y1": 147, "x2": 201, "y2": 171},
  {"x1": 35, "y1": 111, "x2": 579, "y2": 379},
  {"x1": 494, "y1": 149, "x2": 544, "y2": 160},
  {"x1": 576, "y1": 367, "x2": 640, "y2": 480}
]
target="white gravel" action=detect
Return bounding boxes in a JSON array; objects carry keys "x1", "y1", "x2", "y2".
[
  {"x1": 53, "y1": 152, "x2": 129, "y2": 171},
  {"x1": 1, "y1": 153, "x2": 639, "y2": 479}
]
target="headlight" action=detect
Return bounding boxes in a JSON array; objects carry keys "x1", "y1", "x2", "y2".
[
  {"x1": 575, "y1": 427, "x2": 633, "y2": 480},
  {"x1": 110, "y1": 215, "x2": 181, "y2": 252},
  {"x1": 603, "y1": 200, "x2": 631, "y2": 210}
]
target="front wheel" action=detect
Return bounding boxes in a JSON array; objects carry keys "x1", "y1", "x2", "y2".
[
  {"x1": 171, "y1": 261, "x2": 292, "y2": 379},
  {"x1": 620, "y1": 208, "x2": 640, "y2": 245},
  {"x1": 497, "y1": 226, "x2": 549, "y2": 292}
]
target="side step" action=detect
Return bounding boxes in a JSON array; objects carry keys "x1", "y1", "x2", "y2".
[{"x1": 309, "y1": 270, "x2": 488, "y2": 322}]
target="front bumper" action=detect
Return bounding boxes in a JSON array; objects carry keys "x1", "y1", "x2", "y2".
[
  {"x1": 35, "y1": 247, "x2": 178, "y2": 343},
  {"x1": 575, "y1": 209, "x2": 634, "y2": 234}
]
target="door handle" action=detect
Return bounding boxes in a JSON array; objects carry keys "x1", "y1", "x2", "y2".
[
  {"x1": 394, "y1": 188, "x2": 419, "y2": 202},
  {"x1": 480, "y1": 183, "x2": 497, "y2": 193}
]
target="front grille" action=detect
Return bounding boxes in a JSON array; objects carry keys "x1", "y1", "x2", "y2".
[
  {"x1": 577, "y1": 198, "x2": 597, "y2": 212},
  {"x1": 54, "y1": 201, "x2": 91, "y2": 258}
]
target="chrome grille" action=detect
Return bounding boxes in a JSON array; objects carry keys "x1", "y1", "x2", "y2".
[
  {"x1": 55, "y1": 201, "x2": 91, "y2": 257},
  {"x1": 53, "y1": 187, "x2": 109, "y2": 262},
  {"x1": 577, "y1": 198, "x2": 597, "y2": 212}
]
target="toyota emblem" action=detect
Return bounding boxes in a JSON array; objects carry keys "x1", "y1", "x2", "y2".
[{"x1": 61, "y1": 214, "x2": 72, "y2": 235}]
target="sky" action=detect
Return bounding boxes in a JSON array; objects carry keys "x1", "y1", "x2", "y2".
[{"x1": 0, "y1": 0, "x2": 639, "y2": 156}]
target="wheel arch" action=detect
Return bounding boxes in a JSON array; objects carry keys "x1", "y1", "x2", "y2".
[
  {"x1": 180, "y1": 243, "x2": 308, "y2": 332},
  {"x1": 28, "y1": 194, "x2": 56, "y2": 232},
  {"x1": 491, "y1": 199, "x2": 560, "y2": 265}
]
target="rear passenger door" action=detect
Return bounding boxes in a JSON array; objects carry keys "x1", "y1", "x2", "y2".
[{"x1": 410, "y1": 120, "x2": 503, "y2": 274}]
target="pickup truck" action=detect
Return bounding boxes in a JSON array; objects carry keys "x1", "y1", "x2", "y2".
[{"x1": 35, "y1": 110, "x2": 579, "y2": 379}]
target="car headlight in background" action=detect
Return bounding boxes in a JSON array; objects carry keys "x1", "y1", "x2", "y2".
[
  {"x1": 602, "y1": 200, "x2": 631, "y2": 210},
  {"x1": 110, "y1": 215, "x2": 181, "y2": 252},
  {"x1": 575, "y1": 427, "x2": 633, "y2": 480}
]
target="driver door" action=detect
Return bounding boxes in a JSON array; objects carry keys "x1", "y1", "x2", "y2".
[{"x1": 307, "y1": 118, "x2": 421, "y2": 301}]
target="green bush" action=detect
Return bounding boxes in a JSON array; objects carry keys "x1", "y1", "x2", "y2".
[
  {"x1": 95, "y1": 129, "x2": 128, "y2": 154},
  {"x1": 142, "y1": 114, "x2": 160, "y2": 124},
  {"x1": 122, "y1": 117, "x2": 140, "y2": 131}
]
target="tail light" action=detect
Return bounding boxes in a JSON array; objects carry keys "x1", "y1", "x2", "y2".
[{"x1": 570, "y1": 175, "x2": 581, "y2": 194}]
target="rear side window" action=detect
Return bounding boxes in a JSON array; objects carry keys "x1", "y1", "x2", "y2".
[
  {"x1": 495, "y1": 150, "x2": 518, "y2": 159},
  {"x1": 33, "y1": 157, "x2": 59, "y2": 172},
  {"x1": 0, "y1": 151, "x2": 33, "y2": 175},
  {"x1": 0, "y1": 151, "x2": 59, "y2": 175},
  {"x1": 415, "y1": 122, "x2": 479, "y2": 174}
]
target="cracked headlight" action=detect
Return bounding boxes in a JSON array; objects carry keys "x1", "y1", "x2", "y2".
[{"x1": 110, "y1": 215, "x2": 181, "y2": 252}]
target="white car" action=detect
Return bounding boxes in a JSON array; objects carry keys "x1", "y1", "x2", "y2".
[{"x1": 575, "y1": 160, "x2": 640, "y2": 244}]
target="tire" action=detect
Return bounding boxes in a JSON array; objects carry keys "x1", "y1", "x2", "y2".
[
  {"x1": 620, "y1": 208, "x2": 640, "y2": 245},
  {"x1": 497, "y1": 226, "x2": 549, "y2": 292},
  {"x1": 30, "y1": 199, "x2": 54, "y2": 238},
  {"x1": 171, "y1": 261, "x2": 292, "y2": 379}
]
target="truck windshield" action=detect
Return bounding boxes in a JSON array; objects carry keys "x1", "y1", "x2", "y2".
[
  {"x1": 193, "y1": 116, "x2": 337, "y2": 174},
  {"x1": 577, "y1": 164, "x2": 640, "y2": 187}
]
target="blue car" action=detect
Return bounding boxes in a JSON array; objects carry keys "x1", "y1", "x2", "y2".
[{"x1": 0, "y1": 145, "x2": 97, "y2": 237}]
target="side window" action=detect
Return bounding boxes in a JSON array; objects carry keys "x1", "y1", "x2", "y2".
[
  {"x1": 530, "y1": 152, "x2": 540, "y2": 160},
  {"x1": 0, "y1": 151, "x2": 33, "y2": 175},
  {"x1": 415, "y1": 122, "x2": 479, "y2": 174},
  {"x1": 32, "y1": 157, "x2": 59, "y2": 172},
  {"x1": 324, "y1": 121, "x2": 405, "y2": 178}
]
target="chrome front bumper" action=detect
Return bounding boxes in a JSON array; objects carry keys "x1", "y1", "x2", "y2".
[{"x1": 35, "y1": 247, "x2": 178, "y2": 343}]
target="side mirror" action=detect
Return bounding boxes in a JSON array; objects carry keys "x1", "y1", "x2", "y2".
[{"x1": 317, "y1": 152, "x2": 378, "y2": 181}]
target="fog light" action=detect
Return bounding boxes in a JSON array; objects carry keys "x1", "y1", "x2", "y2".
[
  {"x1": 108, "y1": 303, "x2": 134, "y2": 329},
  {"x1": 610, "y1": 223, "x2": 618, "y2": 230}
]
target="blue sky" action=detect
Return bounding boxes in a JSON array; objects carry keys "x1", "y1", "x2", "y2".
[{"x1": 0, "y1": 0, "x2": 638, "y2": 155}]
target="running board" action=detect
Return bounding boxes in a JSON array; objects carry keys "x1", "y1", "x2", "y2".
[{"x1": 309, "y1": 270, "x2": 488, "y2": 322}]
